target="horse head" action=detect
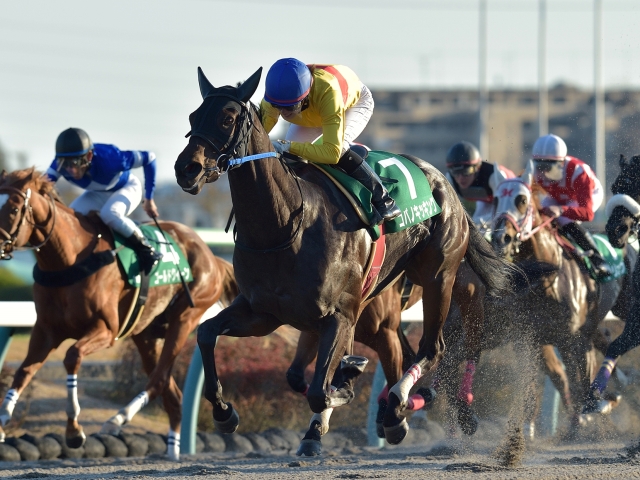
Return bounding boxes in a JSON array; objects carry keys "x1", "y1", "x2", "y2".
[
  {"x1": 605, "y1": 154, "x2": 640, "y2": 248},
  {"x1": 0, "y1": 168, "x2": 56, "y2": 259},
  {"x1": 174, "y1": 66, "x2": 265, "y2": 195},
  {"x1": 491, "y1": 161, "x2": 535, "y2": 261}
]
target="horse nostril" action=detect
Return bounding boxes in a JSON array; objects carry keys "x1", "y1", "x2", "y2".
[
  {"x1": 504, "y1": 234, "x2": 512, "y2": 244},
  {"x1": 183, "y1": 163, "x2": 203, "y2": 180}
]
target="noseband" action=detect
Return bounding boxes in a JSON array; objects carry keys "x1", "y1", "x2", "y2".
[
  {"x1": 186, "y1": 93, "x2": 256, "y2": 179},
  {"x1": 0, "y1": 186, "x2": 57, "y2": 260}
]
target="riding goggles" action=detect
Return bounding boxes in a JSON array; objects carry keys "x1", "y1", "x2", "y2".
[
  {"x1": 448, "y1": 164, "x2": 478, "y2": 177},
  {"x1": 532, "y1": 159, "x2": 562, "y2": 172},
  {"x1": 56, "y1": 155, "x2": 90, "y2": 172},
  {"x1": 269, "y1": 101, "x2": 302, "y2": 112}
]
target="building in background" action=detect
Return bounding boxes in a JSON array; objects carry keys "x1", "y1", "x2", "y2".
[{"x1": 360, "y1": 84, "x2": 640, "y2": 197}]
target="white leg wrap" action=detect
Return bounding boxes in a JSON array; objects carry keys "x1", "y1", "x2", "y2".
[
  {"x1": 102, "y1": 391, "x2": 149, "y2": 434},
  {"x1": 120, "y1": 391, "x2": 150, "y2": 423},
  {"x1": 66, "y1": 375, "x2": 81, "y2": 420},
  {"x1": 389, "y1": 364, "x2": 422, "y2": 404},
  {"x1": 167, "y1": 429, "x2": 180, "y2": 461},
  {"x1": 0, "y1": 389, "x2": 19, "y2": 426},
  {"x1": 309, "y1": 408, "x2": 334, "y2": 436}
]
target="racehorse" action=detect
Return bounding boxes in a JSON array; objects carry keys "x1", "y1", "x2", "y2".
[
  {"x1": 0, "y1": 168, "x2": 238, "y2": 460},
  {"x1": 174, "y1": 66, "x2": 517, "y2": 453},
  {"x1": 490, "y1": 162, "x2": 635, "y2": 436},
  {"x1": 585, "y1": 153, "x2": 640, "y2": 412}
]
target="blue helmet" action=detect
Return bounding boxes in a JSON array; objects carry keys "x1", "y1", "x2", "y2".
[{"x1": 264, "y1": 58, "x2": 312, "y2": 106}]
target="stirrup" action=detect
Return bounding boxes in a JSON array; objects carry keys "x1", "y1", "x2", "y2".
[{"x1": 375, "y1": 201, "x2": 402, "y2": 222}]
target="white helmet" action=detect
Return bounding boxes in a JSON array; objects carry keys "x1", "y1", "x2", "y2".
[{"x1": 532, "y1": 134, "x2": 567, "y2": 161}]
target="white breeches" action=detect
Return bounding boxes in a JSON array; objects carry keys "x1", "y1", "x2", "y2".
[
  {"x1": 285, "y1": 84, "x2": 375, "y2": 155},
  {"x1": 70, "y1": 175, "x2": 142, "y2": 237}
]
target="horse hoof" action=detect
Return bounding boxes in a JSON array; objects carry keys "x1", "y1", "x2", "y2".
[
  {"x1": 100, "y1": 421, "x2": 122, "y2": 436},
  {"x1": 384, "y1": 417, "x2": 409, "y2": 445},
  {"x1": 296, "y1": 439, "x2": 322, "y2": 456},
  {"x1": 213, "y1": 405, "x2": 239, "y2": 434},
  {"x1": 457, "y1": 403, "x2": 479, "y2": 436},
  {"x1": 66, "y1": 430, "x2": 86, "y2": 449}
]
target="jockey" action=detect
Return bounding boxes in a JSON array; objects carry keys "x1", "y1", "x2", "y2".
[
  {"x1": 46, "y1": 127, "x2": 163, "y2": 274},
  {"x1": 531, "y1": 133, "x2": 612, "y2": 279},
  {"x1": 260, "y1": 58, "x2": 401, "y2": 223},
  {"x1": 445, "y1": 141, "x2": 515, "y2": 232}
]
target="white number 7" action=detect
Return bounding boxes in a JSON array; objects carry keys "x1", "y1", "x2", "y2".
[{"x1": 378, "y1": 158, "x2": 417, "y2": 199}]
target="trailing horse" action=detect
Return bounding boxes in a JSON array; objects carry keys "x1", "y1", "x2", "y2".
[
  {"x1": 491, "y1": 162, "x2": 635, "y2": 436},
  {"x1": 174, "y1": 66, "x2": 518, "y2": 454},
  {"x1": 0, "y1": 168, "x2": 238, "y2": 460},
  {"x1": 583, "y1": 153, "x2": 640, "y2": 413}
]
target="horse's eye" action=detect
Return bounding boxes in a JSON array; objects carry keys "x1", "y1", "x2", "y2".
[{"x1": 224, "y1": 117, "x2": 234, "y2": 126}]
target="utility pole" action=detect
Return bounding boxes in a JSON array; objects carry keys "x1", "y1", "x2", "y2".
[
  {"x1": 538, "y1": 0, "x2": 548, "y2": 137},
  {"x1": 594, "y1": 0, "x2": 606, "y2": 204},
  {"x1": 479, "y1": 0, "x2": 489, "y2": 158}
]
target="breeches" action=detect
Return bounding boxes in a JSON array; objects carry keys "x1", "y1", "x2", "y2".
[{"x1": 70, "y1": 175, "x2": 142, "y2": 237}]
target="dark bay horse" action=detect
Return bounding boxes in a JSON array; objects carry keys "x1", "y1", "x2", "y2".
[
  {"x1": 584, "y1": 154, "x2": 640, "y2": 413},
  {"x1": 491, "y1": 162, "x2": 635, "y2": 436},
  {"x1": 174, "y1": 66, "x2": 517, "y2": 452},
  {"x1": 0, "y1": 168, "x2": 238, "y2": 460}
]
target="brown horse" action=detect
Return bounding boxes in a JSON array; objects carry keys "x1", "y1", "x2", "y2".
[
  {"x1": 490, "y1": 163, "x2": 635, "y2": 436},
  {"x1": 0, "y1": 168, "x2": 238, "y2": 459},
  {"x1": 174, "y1": 66, "x2": 517, "y2": 454}
]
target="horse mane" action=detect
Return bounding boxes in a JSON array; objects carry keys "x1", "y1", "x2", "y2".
[{"x1": 0, "y1": 168, "x2": 60, "y2": 200}]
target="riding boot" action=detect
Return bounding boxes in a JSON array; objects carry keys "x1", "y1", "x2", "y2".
[
  {"x1": 559, "y1": 222, "x2": 613, "y2": 279},
  {"x1": 127, "y1": 229, "x2": 163, "y2": 275},
  {"x1": 337, "y1": 149, "x2": 401, "y2": 223}
]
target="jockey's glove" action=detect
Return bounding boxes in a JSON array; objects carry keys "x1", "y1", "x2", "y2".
[
  {"x1": 541, "y1": 205, "x2": 563, "y2": 218},
  {"x1": 272, "y1": 139, "x2": 291, "y2": 154}
]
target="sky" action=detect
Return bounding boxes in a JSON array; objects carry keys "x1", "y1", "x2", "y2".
[{"x1": 1, "y1": 0, "x2": 640, "y2": 182}]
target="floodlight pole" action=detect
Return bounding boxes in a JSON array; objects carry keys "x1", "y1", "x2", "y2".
[
  {"x1": 594, "y1": 0, "x2": 606, "y2": 203},
  {"x1": 538, "y1": 0, "x2": 548, "y2": 137},
  {"x1": 479, "y1": 0, "x2": 489, "y2": 158}
]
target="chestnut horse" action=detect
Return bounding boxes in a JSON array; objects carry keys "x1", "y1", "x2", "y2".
[
  {"x1": 174, "y1": 67, "x2": 516, "y2": 453},
  {"x1": 0, "y1": 168, "x2": 238, "y2": 460},
  {"x1": 491, "y1": 162, "x2": 635, "y2": 436}
]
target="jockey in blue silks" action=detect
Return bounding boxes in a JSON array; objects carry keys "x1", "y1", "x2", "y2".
[{"x1": 46, "y1": 127, "x2": 163, "y2": 274}]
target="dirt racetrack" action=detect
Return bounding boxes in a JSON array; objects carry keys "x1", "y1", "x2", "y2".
[{"x1": 1, "y1": 438, "x2": 640, "y2": 479}]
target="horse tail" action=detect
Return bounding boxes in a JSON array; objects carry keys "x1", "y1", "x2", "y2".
[
  {"x1": 464, "y1": 213, "x2": 519, "y2": 297},
  {"x1": 215, "y1": 257, "x2": 239, "y2": 307},
  {"x1": 397, "y1": 323, "x2": 416, "y2": 372}
]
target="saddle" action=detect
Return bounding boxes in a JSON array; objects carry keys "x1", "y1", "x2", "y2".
[{"x1": 557, "y1": 232, "x2": 627, "y2": 282}]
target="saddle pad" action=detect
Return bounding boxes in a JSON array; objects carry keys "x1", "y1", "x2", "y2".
[
  {"x1": 581, "y1": 233, "x2": 626, "y2": 282},
  {"x1": 317, "y1": 151, "x2": 441, "y2": 235},
  {"x1": 113, "y1": 225, "x2": 193, "y2": 288}
]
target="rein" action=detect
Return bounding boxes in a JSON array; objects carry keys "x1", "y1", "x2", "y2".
[
  {"x1": 0, "y1": 186, "x2": 57, "y2": 260},
  {"x1": 190, "y1": 97, "x2": 305, "y2": 253}
]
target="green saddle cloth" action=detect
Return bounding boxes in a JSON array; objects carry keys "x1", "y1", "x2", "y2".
[
  {"x1": 575, "y1": 233, "x2": 626, "y2": 283},
  {"x1": 317, "y1": 151, "x2": 442, "y2": 239},
  {"x1": 113, "y1": 225, "x2": 193, "y2": 288}
]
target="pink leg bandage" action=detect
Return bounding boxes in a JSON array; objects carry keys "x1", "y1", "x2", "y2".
[{"x1": 457, "y1": 360, "x2": 476, "y2": 405}]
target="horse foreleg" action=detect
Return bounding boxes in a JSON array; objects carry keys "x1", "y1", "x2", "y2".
[
  {"x1": 62, "y1": 320, "x2": 113, "y2": 449},
  {"x1": 384, "y1": 260, "x2": 457, "y2": 445},
  {"x1": 0, "y1": 323, "x2": 59, "y2": 440},
  {"x1": 287, "y1": 331, "x2": 319, "y2": 395},
  {"x1": 197, "y1": 296, "x2": 280, "y2": 434}
]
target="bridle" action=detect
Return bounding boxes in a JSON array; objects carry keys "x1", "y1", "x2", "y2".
[
  {"x1": 492, "y1": 178, "x2": 554, "y2": 254},
  {"x1": 185, "y1": 93, "x2": 257, "y2": 179},
  {"x1": 0, "y1": 186, "x2": 57, "y2": 260},
  {"x1": 186, "y1": 93, "x2": 305, "y2": 253}
]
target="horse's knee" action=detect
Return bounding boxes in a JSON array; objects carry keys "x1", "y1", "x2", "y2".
[{"x1": 197, "y1": 321, "x2": 219, "y2": 347}]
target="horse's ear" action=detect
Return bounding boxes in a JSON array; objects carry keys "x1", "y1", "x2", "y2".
[
  {"x1": 620, "y1": 154, "x2": 628, "y2": 168},
  {"x1": 198, "y1": 67, "x2": 216, "y2": 99},
  {"x1": 236, "y1": 67, "x2": 263, "y2": 104},
  {"x1": 522, "y1": 160, "x2": 534, "y2": 187}
]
